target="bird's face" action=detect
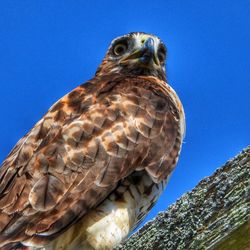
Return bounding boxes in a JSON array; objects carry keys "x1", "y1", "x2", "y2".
[{"x1": 96, "y1": 32, "x2": 167, "y2": 81}]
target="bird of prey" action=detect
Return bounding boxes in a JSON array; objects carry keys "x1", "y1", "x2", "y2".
[{"x1": 0, "y1": 32, "x2": 185, "y2": 250}]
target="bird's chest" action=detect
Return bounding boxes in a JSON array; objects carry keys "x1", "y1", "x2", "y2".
[
  {"x1": 87, "y1": 171, "x2": 166, "y2": 250},
  {"x1": 110, "y1": 170, "x2": 167, "y2": 230},
  {"x1": 46, "y1": 171, "x2": 165, "y2": 250}
]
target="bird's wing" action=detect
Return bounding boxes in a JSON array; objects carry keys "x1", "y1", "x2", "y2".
[{"x1": 0, "y1": 75, "x2": 181, "y2": 247}]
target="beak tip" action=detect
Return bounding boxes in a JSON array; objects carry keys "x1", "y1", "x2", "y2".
[{"x1": 143, "y1": 38, "x2": 155, "y2": 53}]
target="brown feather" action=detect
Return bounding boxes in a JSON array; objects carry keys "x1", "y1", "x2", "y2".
[{"x1": 0, "y1": 32, "x2": 185, "y2": 249}]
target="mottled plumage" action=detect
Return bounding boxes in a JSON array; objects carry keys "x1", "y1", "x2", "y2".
[{"x1": 0, "y1": 32, "x2": 185, "y2": 250}]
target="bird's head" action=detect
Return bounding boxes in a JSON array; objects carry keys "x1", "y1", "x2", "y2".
[{"x1": 96, "y1": 32, "x2": 167, "y2": 81}]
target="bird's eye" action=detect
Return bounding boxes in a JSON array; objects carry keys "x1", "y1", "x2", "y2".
[
  {"x1": 157, "y1": 46, "x2": 166, "y2": 63},
  {"x1": 113, "y1": 42, "x2": 128, "y2": 56}
]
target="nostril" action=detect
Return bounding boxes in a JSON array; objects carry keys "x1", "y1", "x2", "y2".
[{"x1": 141, "y1": 39, "x2": 145, "y2": 44}]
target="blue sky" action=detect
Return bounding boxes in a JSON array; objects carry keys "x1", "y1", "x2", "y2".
[{"x1": 0, "y1": 1, "x2": 249, "y2": 227}]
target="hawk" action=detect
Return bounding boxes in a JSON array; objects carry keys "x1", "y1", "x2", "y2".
[{"x1": 0, "y1": 32, "x2": 185, "y2": 250}]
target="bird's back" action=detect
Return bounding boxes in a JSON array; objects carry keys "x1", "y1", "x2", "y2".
[{"x1": 0, "y1": 74, "x2": 185, "y2": 250}]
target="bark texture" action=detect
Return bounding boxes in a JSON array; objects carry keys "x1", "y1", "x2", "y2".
[{"x1": 116, "y1": 146, "x2": 250, "y2": 250}]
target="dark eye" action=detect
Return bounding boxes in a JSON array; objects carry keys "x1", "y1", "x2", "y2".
[
  {"x1": 113, "y1": 41, "x2": 128, "y2": 56},
  {"x1": 157, "y1": 46, "x2": 166, "y2": 63}
]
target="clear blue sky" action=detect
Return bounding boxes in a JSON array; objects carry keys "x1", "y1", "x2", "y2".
[{"x1": 0, "y1": 1, "x2": 249, "y2": 226}]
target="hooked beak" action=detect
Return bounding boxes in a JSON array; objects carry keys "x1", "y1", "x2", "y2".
[{"x1": 120, "y1": 37, "x2": 160, "y2": 67}]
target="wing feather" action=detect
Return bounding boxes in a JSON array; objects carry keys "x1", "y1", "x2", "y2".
[{"x1": 0, "y1": 75, "x2": 183, "y2": 247}]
